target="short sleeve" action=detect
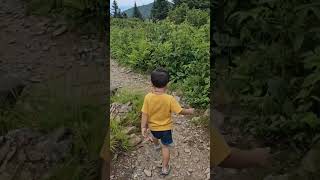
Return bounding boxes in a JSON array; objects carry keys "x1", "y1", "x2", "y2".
[
  {"x1": 212, "y1": 127, "x2": 231, "y2": 166},
  {"x1": 170, "y1": 96, "x2": 183, "y2": 114},
  {"x1": 141, "y1": 95, "x2": 149, "y2": 114}
]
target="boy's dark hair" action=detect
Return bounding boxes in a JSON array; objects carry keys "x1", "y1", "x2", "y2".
[{"x1": 151, "y1": 68, "x2": 169, "y2": 88}]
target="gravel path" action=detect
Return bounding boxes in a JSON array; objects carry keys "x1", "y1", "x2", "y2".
[{"x1": 110, "y1": 59, "x2": 210, "y2": 179}]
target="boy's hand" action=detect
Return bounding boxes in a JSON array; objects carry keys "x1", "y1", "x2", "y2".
[
  {"x1": 180, "y1": 108, "x2": 195, "y2": 115},
  {"x1": 189, "y1": 108, "x2": 195, "y2": 114},
  {"x1": 141, "y1": 127, "x2": 147, "y2": 138}
]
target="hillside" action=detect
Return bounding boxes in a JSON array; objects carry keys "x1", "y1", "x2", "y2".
[{"x1": 123, "y1": 3, "x2": 153, "y2": 19}]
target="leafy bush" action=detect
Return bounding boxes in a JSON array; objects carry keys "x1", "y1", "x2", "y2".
[
  {"x1": 185, "y1": 8, "x2": 209, "y2": 27},
  {"x1": 168, "y1": 3, "x2": 209, "y2": 27},
  {"x1": 111, "y1": 18, "x2": 210, "y2": 108},
  {"x1": 168, "y1": 3, "x2": 189, "y2": 24},
  {"x1": 213, "y1": 0, "x2": 320, "y2": 149}
]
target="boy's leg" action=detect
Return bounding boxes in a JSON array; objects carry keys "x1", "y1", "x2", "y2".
[
  {"x1": 159, "y1": 130, "x2": 173, "y2": 173},
  {"x1": 161, "y1": 145, "x2": 170, "y2": 170}
]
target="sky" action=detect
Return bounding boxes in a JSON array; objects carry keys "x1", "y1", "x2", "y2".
[
  {"x1": 110, "y1": 0, "x2": 154, "y2": 11},
  {"x1": 110, "y1": 0, "x2": 173, "y2": 11}
]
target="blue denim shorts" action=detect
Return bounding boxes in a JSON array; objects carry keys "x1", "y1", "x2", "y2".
[{"x1": 151, "y1": 130, "x2": 173, "y2": 145}]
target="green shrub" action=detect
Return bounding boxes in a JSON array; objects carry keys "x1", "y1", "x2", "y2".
[
  {"x1": 214, "y1": 0, "x2": 320, "y2": 149},
  {"x1": 111, "y1": 18, "x2": 210, "y2": 108}
]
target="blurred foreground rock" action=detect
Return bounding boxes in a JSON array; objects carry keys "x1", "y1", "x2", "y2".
[{"x1": 0, "y1": 128, "x2": 72, "y2": 180}]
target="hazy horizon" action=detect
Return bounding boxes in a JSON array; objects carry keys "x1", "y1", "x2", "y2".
[
  {"x1": 110, "y1": 0, "x2": 173, "y2": 11},
  {"x1": 110, "y1": 0, "x2": 154, "y2": 11}
]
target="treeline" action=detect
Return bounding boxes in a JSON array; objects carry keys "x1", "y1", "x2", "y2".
[
  {"x1": 111, "y1": 0, "x2": 209, "y2": 21},
  {"x1": 111, "y1": 0, "x2": 210, "y2": 108}
]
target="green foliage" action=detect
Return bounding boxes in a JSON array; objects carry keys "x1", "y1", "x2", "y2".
[
  {"x1": 133, "y1": 2, "x2": 144, "y2": 20},
  {"x1": 111, "y1": 0, "x2": 120, "y2": 18},
  {"x1": 168, "y1": 3, "x2": 188, "y2": 24},
  {"x1": 26, "y1": 0, "x2": 107, "y2": 33},
  {"x1": 185, "y1": 8, "x2": 209, "y2": 27},
  {"x1": 214, "y1": 0, "x2": 320, "y2": 149},
  {"x1": 191, "y1": 116, "x2": 209, "y2": 127},
  {"x1": 168, "y1": 3, "x2": 209, "y2": 27},
  {"x1": 110, "y1": 120, "x2": 130, "y2": 153},
  {"x1": 110, "y1": 89, "x2": 144, "y2": 153},
  {"x1": 111, "y1": 18, "x2": 210, "y2": 108},
  {"x1": 173, "y1": 0, "x2": 210, "y2": 10},
  {"x1": 111, "y1": 89, "x2": 144, "y2": 127},
  {"x1": 151, "y1": 0, "x2": 170, "y2": 21}
]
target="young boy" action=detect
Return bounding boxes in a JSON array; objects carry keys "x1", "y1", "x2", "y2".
[{"x1": 141, "y1": 68, "x2": 194, "y2": 176}]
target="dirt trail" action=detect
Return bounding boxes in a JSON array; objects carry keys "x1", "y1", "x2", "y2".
[
  {"x1": 0, "y1": 0, "x2": 106, "y2": 86},
  {"x1": 110, "y1": 59, "x2": 210, "y2": 179}
]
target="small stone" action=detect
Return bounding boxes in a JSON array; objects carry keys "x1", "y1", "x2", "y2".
[
  {"x1": 184, "y1": 148, "x2": 191, "y2": 153},
  {"x1": 133, "y1": 174, "x2": 138, "y2": 178},
  {"x1": 188, "y1": 168, "x2": 193, "y2": 173},
  {"x1": 144, "y1": 169, "x2": 152, "y2": 177},
  {"x1": 205, "y1": 168, "x2": 210, "y2": 174},
  {"x1": 80, "y1": 62, "x2": 87, "y2": 66},
  {"x1": 29, "y1": 77, "x2": 41, "y2": 83},
  {"x1": 42, "y1": 46, "x2": 50, "y2": 51},
  {"x1": 8, "y1": 39, "x2": 16, "y2": 44},
  {"x1": 129, "y1": 134, "x2": 142, "y2": 146},
  {"x1": 35, "y1": 30, "x2": 45, "y2": 35},
  {"x1": 124, "y1": 126, "x2": 136, "y2": 135},
  {"x1": 204, "y1": 109, "x2": 210, "y2": 117},
  {"x1": 192, "y1": 116, "x2": 201, "y2": 122},
  {"x1": 52, "y1": 26, "x2": 67, "y2": 36},
  {"x1": 206, "y1": 173, "x2": 210, "y2": 180}
]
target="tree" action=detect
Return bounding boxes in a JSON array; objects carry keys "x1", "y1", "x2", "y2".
[
  {"x1": 168, "y1": 3, "x2": 189, "y2": 24},
  {"x1": 132, "y1": 2, "x2": 143, "y2": 20},
  {"x1": 118, "y1": 8, "x2": 122, "y2": 18},
  {"x1": 121, "y1": 12, "x2": 128, "y2": 18},
  {"x1": 173, "y1": 0, "x2": 182, "y2": 7},
  {"x1": 173, "y1": 0, "x2": 209, "y2": 10},
  {"x1": 151, "y1": 0, "x2": 170, "y2": 21},
  {"x1": 112, "y1": 0, "x2": 119, "y2": 17}
]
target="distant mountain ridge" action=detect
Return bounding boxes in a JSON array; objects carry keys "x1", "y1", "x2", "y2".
[{"x1": 123, "y1": 3, "x2": 154, "y2": 19}]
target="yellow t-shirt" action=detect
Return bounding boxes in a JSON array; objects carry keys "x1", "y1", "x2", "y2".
[
  {"x1": 141, "y1": 92, "x2": 183, "y2": 131},
  {"x1": 212, "y1": 126, "x2": 231, "y2": 166}
]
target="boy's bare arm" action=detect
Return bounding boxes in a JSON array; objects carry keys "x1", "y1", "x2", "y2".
[
  {"x1": 219, "y1": 147, "x2": 271, "y2": 169},
  {"x1": 179, "y1": 108, "x2": 194, "y2": 115},
  {"x1": 141, "y1": 113, "x2": 148, "y2": 137}
]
